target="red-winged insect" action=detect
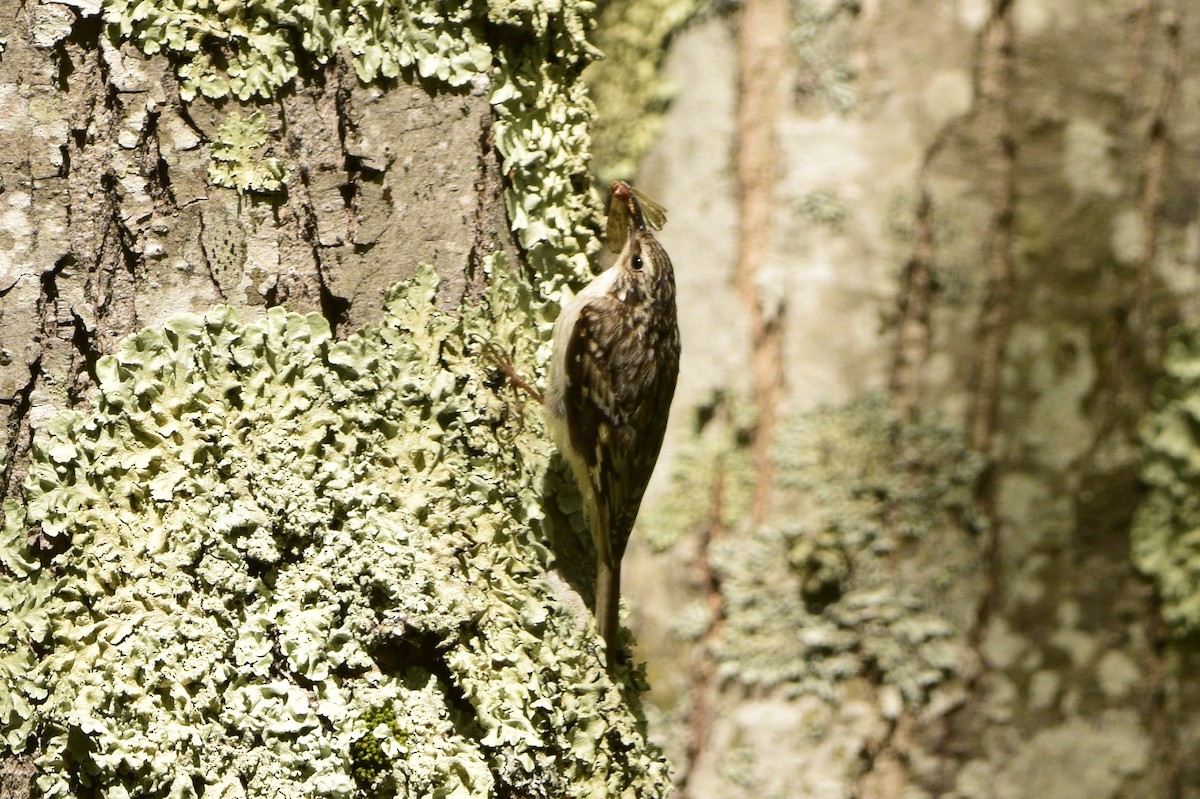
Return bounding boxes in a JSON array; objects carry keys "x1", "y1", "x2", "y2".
[{"x1": 606, "y1": 180, "x2": 668, "y2": 253}]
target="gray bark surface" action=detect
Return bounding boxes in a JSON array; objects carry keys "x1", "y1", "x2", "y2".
[{"x1": 625, "y1": 3, "x2": 1200, "y2": 797}]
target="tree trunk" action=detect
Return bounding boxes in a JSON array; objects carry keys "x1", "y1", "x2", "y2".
[
  {"x1": 0, "y1": 2, "x2": 671, "y2": 797},
  {"x1": 617, "y1": 1, "x2": 1200, "y2": 797}
]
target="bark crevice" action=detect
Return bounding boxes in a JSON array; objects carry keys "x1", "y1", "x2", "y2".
[
  {"x1": 960, "y1": 0, "x2": 1017, "y2": 730},
  {"x1": 0, "y1": 358, "x2": 40, "y2": 503},
  {"x1": 735, "y1": 0, "x2": 789, "y2": 526},
  {"x1": 889, "y1": 186, "x2": 936, "y2": 421},
  {"x1": 679, "y1": 448, "x2": 727, "y2": 798}
]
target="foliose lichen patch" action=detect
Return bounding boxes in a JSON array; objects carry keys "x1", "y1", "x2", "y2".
[
  {"x1": 103, "y1": 0, "x2": 493, "y2": 102},
  {"x1": 0, "y1": 262, "x2": 671, "y2": 798},
  {"x1": 208, "y1": 111, "x2": 288, "y2": 194},
  {"x1": 1133, "y1": 325, "x2": 1200, "y2": 633},
  {"x1": 644, "y1": 394, "x2": 986, "y2": 706}
]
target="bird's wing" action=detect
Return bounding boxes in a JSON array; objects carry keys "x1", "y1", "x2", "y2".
[{"x1": 564, "y1": 297, "x2": 678, "y2": 561}]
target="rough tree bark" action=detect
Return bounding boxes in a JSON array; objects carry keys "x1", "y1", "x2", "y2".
[{"x1": 0, "y1": 1, "x2": 672, "y2": 797}]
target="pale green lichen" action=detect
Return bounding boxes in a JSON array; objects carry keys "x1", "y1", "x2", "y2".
[
  {"x1": 793, "y1": 0, "x2": 857, "y2": 114},
  {"x1": 0, "y1": 261, "x2": 670, "y2": 798},
  {"x1": 1133, "y1": 325, "x2": 1200, "y2": 633},
  {"x1": 208, "y1": 111, "x2": 288, "y2": 194},
  {"x1": 102, "y1": 0, "x2": 604, "y2": 292},
  {"x1": 639, "y1": 392, "x2": 757, "y2": 555},
  {"x1": 795, "y1": 190, "x2": 848, "y2": 230},
  {"x1": 102, "y1": 0, "x2": 491, "y2": 102},
  {"x1": 644, "y1": 394, "x2": 986, "y2": 706},
  {"x1": 585, "y1": 0, "x2": 706, "y2": 183},
  {"x1": 489, "y1": 45, "x2": 603, "y2": 293}
]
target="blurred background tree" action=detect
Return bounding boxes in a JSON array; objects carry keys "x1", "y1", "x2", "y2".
[{"x1": 590, "y1": 0, "x2": 1200, "y2": 797}]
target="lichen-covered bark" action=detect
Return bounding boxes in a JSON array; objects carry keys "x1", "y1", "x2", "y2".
[
  {"x1": 1, "y1": 267, "x2": 671, "y2": 798},
  {"x1": 0, "y1": 0, "x2": 603, "y2": 495},
  {"x1": 0, "y1": 0, "x2": 674, "y2": 797},
  {"x1": 609, "y1": 0, "x2": 1200, "y2": 796},
  {"x1": 0, "y1": 5, "x2": 504, "y2": 495}
]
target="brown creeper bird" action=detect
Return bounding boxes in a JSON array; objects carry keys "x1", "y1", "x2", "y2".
[{"x1": 545, "y1": 181, "x2": 680, "y2": 667}]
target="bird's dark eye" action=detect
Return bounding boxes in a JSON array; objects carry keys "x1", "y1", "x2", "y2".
[{"x1": 631, "y1": 254, "x2": 644, "y2": 271}]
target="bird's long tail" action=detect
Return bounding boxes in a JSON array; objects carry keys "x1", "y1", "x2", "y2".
[{"x1": 595, "y1": 557, "x2": 621, "y2": 668}]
